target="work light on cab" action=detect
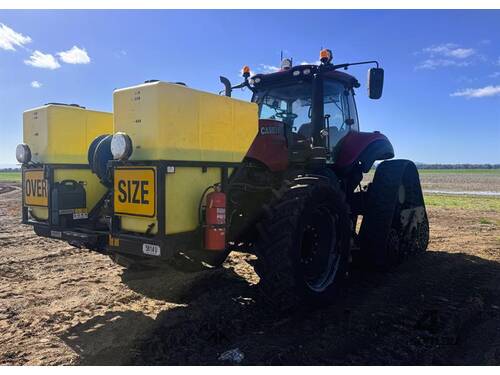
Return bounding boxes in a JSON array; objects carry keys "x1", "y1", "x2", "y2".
[
  {"x1": 16, "y1": 143, "x2": 31, "y2": 164},
  {"x1": 111, "y1": 132, "x2": 133, "y2": 160}
]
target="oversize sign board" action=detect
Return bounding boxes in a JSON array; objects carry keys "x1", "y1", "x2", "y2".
[
  {"x1": 23, "y1": 169, "x2": 48, "y2": 207},
  {"x1": 113, "y1": 167, "x2": 156, "y2": 217}
]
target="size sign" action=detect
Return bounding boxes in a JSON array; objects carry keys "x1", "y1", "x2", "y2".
[
  {"x1": 114, "y1": 167, "x2": 156, "y2": 217},
  {"x1": 23, "y1": 169, "x2": 48, "y2": 207}
]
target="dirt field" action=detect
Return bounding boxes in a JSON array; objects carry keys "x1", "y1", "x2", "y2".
[
  {"x1": 365, "y1": 169, "x2": 500, "y2": 195},
  {"x1": 1, "y1": 181, "x2": 500, "y2": 365}
]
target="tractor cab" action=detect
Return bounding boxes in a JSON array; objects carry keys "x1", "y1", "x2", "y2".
[
  {"x1": 221, "y1": 50, "x2": 391, "y2": 175},
  {"x1": 250, "y1": 64, "x2": 361, "y2": 159}
]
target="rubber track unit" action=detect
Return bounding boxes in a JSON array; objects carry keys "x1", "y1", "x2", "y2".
[
  {"x1": 359, "y1": 159, "x2": 429, "y2": 269},
  {"x1": 253, "y1": 176, "x2": 351, "y2": 311}
]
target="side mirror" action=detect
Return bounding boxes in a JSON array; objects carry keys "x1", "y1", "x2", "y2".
[
  {"x1": 367, "y1": 68, "x2": 384, "y2": 99},
  {"x1": 220, "y1": 76, "x2": 232, "y2": 97}
]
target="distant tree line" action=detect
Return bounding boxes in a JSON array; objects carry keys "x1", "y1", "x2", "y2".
[
  {"x1": 414, "y1": 163, "x2": 500, "y2": 170},
  {"x1": 2, "y1": 164, "x2": 499, "y2": 173},
  {"x1": 0, "y1": 168, "x2": 21, "y2": 172}
]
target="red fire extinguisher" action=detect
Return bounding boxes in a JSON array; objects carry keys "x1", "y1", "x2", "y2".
[{"x1": 204, "y1": 185, "x2": 226, "y2": 251}]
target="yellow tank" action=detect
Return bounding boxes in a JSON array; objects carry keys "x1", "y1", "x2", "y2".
[
  {"x1": 23, "y1": 104, "x2": 113, "y2": 164},
  {"x1": 23, "y1": 104, "x2": 113, "y2": 220},
  {"x1": 113, "y1": 81, "x2": 258, "y2": 162},
  {"x1": 112, "y1": 81, "x2": 258, "y2": 236}
]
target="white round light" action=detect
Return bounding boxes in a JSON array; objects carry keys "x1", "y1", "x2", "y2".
[
  {"x1": 293, "y1": 70, "x2": 301, "y2": 76},
  {"x1": 303, "y1": 68, "x2": 311, "y2": 75},
  {"x1": 16, "y1": 143, "x2": 31, "y2": 164},
  {"x1": 111, "y1": 132, "x2": 133, "y2": 160},
  {"x1": 254, "y1": 77, "x2": 261, "y2": 84}
]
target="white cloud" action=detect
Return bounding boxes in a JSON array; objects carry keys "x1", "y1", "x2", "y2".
[
  {"x1": 0, "y1": 23, "x2": 31, "y2": 51},
  {"x1": 416, "y1": 43, "x2": 477, "y2": 70},
  {"x1": 57, "y1": 46, "x2": 90, "y2": 64},
  {"x1": 450, "y1": 85, "x2": 500, "y2": 98},
  {"x1": 24, "y1": 50, "x2": 61, "y2": 70},
  {"x1": 300, "y1": 60, "x2": 321, "y2": 66},
  {"x1": 416, "y1": 59, "x2": 470, "y2": 70},
  {"x1": 423, "y1": 43, "x2": 475, "y2": 59},
  {"x1": 30, "y1": 80, "x2": 42, "y2": 88},
  {"x1": 114, "y1": 49, "x2": 127, "y2": 58},
  {"x1": 449, "y1": 48, "x2": 475, "y2": 59},
  {"x1": 260, "y1": 64, "x2": 280, "y2": 73},
  {"x1": 456, "y1": 75, "x2": 478, "y2": 83}
]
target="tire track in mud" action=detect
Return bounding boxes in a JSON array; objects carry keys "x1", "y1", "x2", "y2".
[{"x1": 129, "y1": 249, "x2": 500, "y2": 365}]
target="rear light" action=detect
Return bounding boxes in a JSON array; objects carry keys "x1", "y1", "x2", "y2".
[
  {"x1": 16, "y1": 143, "x2": 31, "y2": 164},
  {"x1": 111, "y1": 132, "x2": 133, "y2": 160}
]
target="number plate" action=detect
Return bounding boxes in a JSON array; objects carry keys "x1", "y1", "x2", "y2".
[
  {"x1": 23, "y1": 169, "x2": 48, "y2": 207},
  {"x1": 114, "y1": 167, "x2": 156, "y2": 217},
  {"x1": 50, "y1": 230, "x2": 62, "y2": 238},
  {"x1": 73, "y1": 208, "x2": 88, "y2": 220},
  {"x1": 142, "y1": 243, "x2": 161, "y2": 256}
]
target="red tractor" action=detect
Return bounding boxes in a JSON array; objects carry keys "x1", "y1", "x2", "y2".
[
  {"x1": 19, "y1": 49, "x2": 429, "y2": 311},
  {"x1": 221, "y1": 50, "x2": 429, "y2": 309}
]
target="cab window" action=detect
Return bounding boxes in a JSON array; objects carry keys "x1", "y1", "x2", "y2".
[{"x1": 323, "y1": 80, "x2": 359, "y2": 149}]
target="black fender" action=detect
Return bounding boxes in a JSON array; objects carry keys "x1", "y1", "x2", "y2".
[{"x1": 357, "y1": 139, "x2": 395, "y2": 173}]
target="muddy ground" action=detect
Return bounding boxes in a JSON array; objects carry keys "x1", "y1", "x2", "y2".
[{"x1": 1, "y1": 182, "x2": 500, "y2": 365}]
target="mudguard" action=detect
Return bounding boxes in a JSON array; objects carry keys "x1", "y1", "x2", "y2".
[{"x1": 333, "y1": 131, "x2": 394, "y2": 174}]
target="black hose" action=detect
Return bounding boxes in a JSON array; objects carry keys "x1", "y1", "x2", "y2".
[{"x1": 198, "y1": 185, "x2": 215, "y2": 225}]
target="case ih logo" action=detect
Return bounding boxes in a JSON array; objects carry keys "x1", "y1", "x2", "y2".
[{"x1": 260, "y1": 126, "x2": 281, "y2": 136}]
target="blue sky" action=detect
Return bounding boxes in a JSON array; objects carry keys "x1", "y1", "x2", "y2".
[{"x1": 0, "y1": 10, "x2": 499, "y2": 166}]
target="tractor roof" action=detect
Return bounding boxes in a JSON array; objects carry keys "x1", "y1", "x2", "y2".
[{"x1": 250, "y1": 64, "x2": 360, "y2": 90}]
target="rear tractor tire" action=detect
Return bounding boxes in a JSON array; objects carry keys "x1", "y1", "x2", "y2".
[
  {"x1": 359, "y1": 159, "x2": 429, "y2": 269},
  {"x1": 253, "y1": 176, "x2": 351, "y2": 311}
]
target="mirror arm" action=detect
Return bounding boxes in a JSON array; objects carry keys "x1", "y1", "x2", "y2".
[
  {"x1": 231, "y1": 79, "x2": 256, "y2": 93},
  {"x1": 321, "y1": 60, "x2": 380, "y2": 73}
]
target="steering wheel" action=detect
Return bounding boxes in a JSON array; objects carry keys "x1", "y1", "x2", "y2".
[{"x1": 275, "y1": 110, "x2": 298, "y2": 120}]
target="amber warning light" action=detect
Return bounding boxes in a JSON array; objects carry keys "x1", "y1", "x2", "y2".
[
  {"x1": 242, "y1": 65, "x2": 251, "y2": 78},
  {"x1": 320, "y1": 49, "x2": 333, "y2": 64}
]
